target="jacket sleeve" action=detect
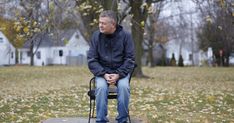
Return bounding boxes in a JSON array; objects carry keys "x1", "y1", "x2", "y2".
[
  {"x1": 116, "y1": 32, "x2": 135, "y2": 78},
  {"x1": 87, "y1": 32, "x2": 106, "y2": 77}
]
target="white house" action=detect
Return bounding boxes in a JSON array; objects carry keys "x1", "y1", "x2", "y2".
[
  {"x1": 18, "y1": 30, "x2": 89, "y2": 66},
  {"x1": 65, "y1": 30, "x2": 89, "y2": 65},
  {"x1": 18, "y1": 32, "x2": 53, "y2": 66},
  {"x1": 0, "y1": 31, "x2": 16, "y2": 66}
]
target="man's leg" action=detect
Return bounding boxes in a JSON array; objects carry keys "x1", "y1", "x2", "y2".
[
  {"x1": 116, "y1": 74, "x2": 130, "y2": 123},
  {"x1": 95, "y1": 77, "x2": 109, "y2": 123}
]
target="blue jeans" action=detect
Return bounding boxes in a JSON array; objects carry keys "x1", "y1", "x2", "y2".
[{"x1": 95, "y1": 74, "x2": 130, "y2": 123}]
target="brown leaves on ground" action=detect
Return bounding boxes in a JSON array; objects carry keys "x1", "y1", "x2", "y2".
[{"x1": 0, "y1": 66, "x2": 234, "y2": 122}]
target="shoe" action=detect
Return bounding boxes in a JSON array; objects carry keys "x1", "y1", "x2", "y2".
[{"x1": 118, "y1": 121, "x2": 127, "y2": 123}]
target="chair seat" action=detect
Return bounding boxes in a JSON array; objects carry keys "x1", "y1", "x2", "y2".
[
  {"x1": 88, "y1": 86, "x2": 118, "y2": 100},
  {"x1": 108, "y1": 85, "x2": 117, "y2": 93}
]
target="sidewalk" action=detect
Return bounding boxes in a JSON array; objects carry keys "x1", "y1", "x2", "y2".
[{"x1": 42, "y1": 117, "x2": 143, "y2": 123}]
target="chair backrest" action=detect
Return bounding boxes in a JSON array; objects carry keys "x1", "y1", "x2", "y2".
[{"x1": 129, "y1": 64, "x2": 137, "y2": 83}]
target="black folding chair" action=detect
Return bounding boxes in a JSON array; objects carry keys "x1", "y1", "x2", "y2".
[{"x1": 87, "y1": 65, "x2": 136, "y2": 123}]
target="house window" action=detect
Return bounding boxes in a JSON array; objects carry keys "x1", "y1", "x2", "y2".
[
  {"x1": 75, "y1": 34, "x2": 80, "y2": 39},
  {"x1": 189, "y1": 54, "x2": 193, "y2": 61},
  {"x1": 59, "y1": 50, "x2": 63, "y2": 57},
  {"x1": 0, "y1": 37, "x2": 3, "y2": 43},
  {"x1": 36, "y1": 51, "x2": 41, "y2": 59},
  {"x1": 27, "y1": 51, "x2": 31, "y2": 57},
  {"x1": 11, "y1": 52, "x2": 14, "y2": 58}
]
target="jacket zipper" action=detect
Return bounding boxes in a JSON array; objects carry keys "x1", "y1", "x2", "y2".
[{"x1": 110, "y1": 39, "x2": 113, "y2": 68}]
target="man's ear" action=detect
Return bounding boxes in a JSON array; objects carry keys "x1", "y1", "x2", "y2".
[{"x1": 111, "y1": 19, "x2": 117, "y2": 27}]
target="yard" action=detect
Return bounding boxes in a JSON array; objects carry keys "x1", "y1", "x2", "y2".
[{"x1": 0, "y1": 66, "x2": 233, "y2": 123}]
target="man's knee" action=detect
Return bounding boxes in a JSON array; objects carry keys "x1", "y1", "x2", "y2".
[
  {"x1": 118, "y1": 81, "x2": 129, "y2": 89},
  {"x1": 117, "y1": 77, "x2": 130, "y2": 90},
  {"x1": 118, "y1": 74, "x2": 130, "y2": 87},
  {"x1": 95, "y1": 77, "x2": 108, "y2": 89}
]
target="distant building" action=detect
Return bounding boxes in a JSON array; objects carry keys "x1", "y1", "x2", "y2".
[
  {"x1": 18, "y1": 30, "x2": 89, "y2": 66},
  {"x1": 0, "y1": 31, "x2": 16, "y2": 66}
]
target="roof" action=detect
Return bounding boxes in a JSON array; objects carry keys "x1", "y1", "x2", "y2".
[
  {"x1": 22, "y1": 29, "x2": 88, "y2": 48},
  {"x1": 23, "y1": 32, "x2": 53, "y2": 48},
  {"x1": 66, "y1": 30, "x2": 88, "y2": 47},
  {"x1": 0, "y1": 31, "x2": 15, "y2": 48}
]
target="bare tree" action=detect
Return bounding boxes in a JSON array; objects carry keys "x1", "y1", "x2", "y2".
[
  {"x1": 194, "y1": 0, "x2": 234, "y2": 66},
  {"x1": 144, "y1": 1, "x2": 170, "y2": 67},
  {"x1": 16, "y1": 0, "x2": 50, "y2": 65}
]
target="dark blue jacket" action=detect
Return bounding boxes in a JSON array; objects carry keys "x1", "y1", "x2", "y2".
[{"x1": 87, "y1": 25, "x2": 135, "y2": 78}]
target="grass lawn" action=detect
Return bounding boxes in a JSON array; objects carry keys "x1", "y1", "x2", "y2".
[{"x1": 0, "y1": 66, "x2": 234, "y2": 123}]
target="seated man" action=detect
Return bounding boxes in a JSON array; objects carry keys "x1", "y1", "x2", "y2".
[{"x1": 87, "y1": 10, "x2": 135, "y2": 123}]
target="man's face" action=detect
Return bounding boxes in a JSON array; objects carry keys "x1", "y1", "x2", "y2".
[{"x1": 99, "y1": 17, "x2": 115, "y2": 34}]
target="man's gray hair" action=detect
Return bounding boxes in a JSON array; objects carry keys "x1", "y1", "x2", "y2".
[{"x1": 99, "y1": 10, "x2": 117, "y2": 24}]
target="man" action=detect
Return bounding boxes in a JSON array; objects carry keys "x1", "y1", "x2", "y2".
[{"x1": 87, "y1": 10, "x2": 135, "y2": 123}]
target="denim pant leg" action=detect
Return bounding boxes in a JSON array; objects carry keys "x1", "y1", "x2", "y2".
[
  {"x1": 116, "y1": 74, "x2": 130, "y2": 123},
  {"x1": 95, "y1": 77, "x2": 109, "y2": 123}
]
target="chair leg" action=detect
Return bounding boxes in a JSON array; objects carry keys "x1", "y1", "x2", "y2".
[
  {"x1": 128, "y1": 115, "x2": 131, "y2": 123},
  {"x1": 128, "y1": 110, "x2": 131, "y2": 123},
  {"x1": 92, "y1": 100, "x2": 95, "y2": 118},
  {"x1": 88, "y1": 99, "x2": 92, "y2": 123}
]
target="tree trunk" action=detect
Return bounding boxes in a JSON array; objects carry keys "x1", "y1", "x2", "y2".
[
  {"x1": 179, "y1": 39, "x2": 183, "y2": 56},
  {"x1": 132, "y1": 23, "x2": 144, "y2": 77},
  {"x1": 148, "y1": 44, "x2": 154, "y2": 67},
  {"x1": 148, "y1": 14, "x2": 156, "y2": 67},
  {"x1": 29, "y1": 39, "x2": 34, "y2": 66},
  {"x1": 102, "y1": 0, "x2": 117, "y2": 11},
  {"x1": 190, "y1": 14, "x2": 195, "y2": 66},
  {"x1": 130, "y1": 1, "x2": 150, "y2": 77}
]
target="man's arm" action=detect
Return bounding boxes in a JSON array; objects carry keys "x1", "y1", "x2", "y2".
[
  {"x1": 87, "y1": 32, "x2": 106, "y2": 77},
  {"x1": 115, "y1": 32, "x2": 135, "y2": 79}
]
